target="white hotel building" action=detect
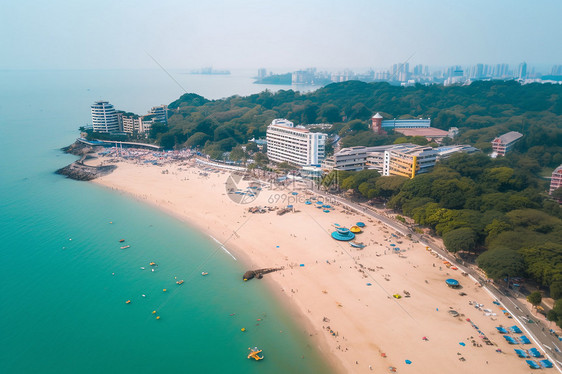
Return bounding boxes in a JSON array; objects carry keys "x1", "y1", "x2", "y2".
[
  {"x1": 266, "y1": 119, "x2": 327, "y2": 166},
  {"x1": 91, "y1": 101, "x2": 119, "y2": 133}
]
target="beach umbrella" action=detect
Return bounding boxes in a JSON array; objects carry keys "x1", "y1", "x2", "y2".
[
  {"x1": 305, "y1": 201, "x2": 312, "y2": 205},
  {"x1": 316, "y1": 201, "x2": 323, "y2": 205},
  {"x1": 291, "y1": 192, "x2": 298, "y2": 195},
  {"x1": 287, "y1": 205, "x2": 293, "y2": 208},
  {"x1": 459, "y1": 342, "x2": 466, "y2": 346},
  {"x1": 405, "y1": 360, "x2": 412, "y2": 364},
  {"x1": 390, "y1": 244, "x2": 396, "y2": 247},
  {"x1": 356, "y1": 222, "x2": 365, "y2": 227}
]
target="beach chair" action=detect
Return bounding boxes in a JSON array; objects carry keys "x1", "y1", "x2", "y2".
[
  {"x1": 514, "y1": 349, "x2": 529, "y2": 358},
  {"x1": 526, "y1": 360, "x2": 541, "y2": 369},
  {"x1": 496, "y1": 326, "x2": 508, "y2": 334},
  {"x1": 529, "y1": 348, "x2": 542, "y2": 358},
  {"x1": 510, "y1": 325, "x2": 522, "y2": 334},
  {"x1": 540, "y1": 359, "x2": 553, "y2": 368},
  {"x1": 520, "y1": 335, "x2": 531, "y2": 344}
]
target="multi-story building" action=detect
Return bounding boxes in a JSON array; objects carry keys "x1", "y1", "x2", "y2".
[
  {"x1": 91, "y1": 101, "x2": 119, "y2": 133},
  {"x1": 491, "y1": 131, "x2": 523, "y2": 157},
  {"x1": 266, "y1": 119, "x2": 327, "y2": 166},
  {"x1": 381, "y1": 118, "x2": 431, "y2": 129},
  {"x1": 322, "y1": 146, "x2": 368, "y2": 171},
  {"x1": 382, "y1": 144, "x2": 437, "y2": 178},
  {"x1": 117, "y1": 113, "x2": 144, "y2": 135},
  {"x1": 550, "y1": 164, "x2": 562, "y2": 197},
  {"x1": 149, "y1": 105, "x2": 168, "y2": 125}
]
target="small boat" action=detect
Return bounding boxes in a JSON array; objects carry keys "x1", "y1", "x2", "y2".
[
  {"x1": 140, "y1": 267, "x2": 145, "y2": 270},
  {"x1": 176, "y1": 280, "x2": 184, "y2": 285},
  {"x1": 247, "y1": 347, "x2": 264, "y2": 361},
  {"x1": 201, "y1": 272, "x2": 208, "y2": 276},
  {"x1": 120, "y1": 245, "x2": 130, "y2": 249},
  {"x1": 149, "y1": 262, "x2": 157, "y2": 266},
  {"x1": 119, "y1": 239, "x2": 125, "y2": 242},
  {"x1": 125, "y1": 300, "x2": 131, "y2": 304}
]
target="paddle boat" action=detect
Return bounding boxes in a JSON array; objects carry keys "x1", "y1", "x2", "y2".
[
  {"x1": 120, "y1": 245, "x2": 130, "y2": 249},
  {"x1": 350, "y1": 241, "x2": 366, "y2": 249},
  {"x1": 149, "y1": 262, "x2": 157, "y2": 266},
  {"x1": 176, "y1": 280, "x2": 184, "y2": 285},
  {"x1": 247, "y1": 347, "x2": 264, "y2": 361},
  {"x1": 119, "y1": 239, "x2": 125, "y2": 242},
  {"x1": 125, "y1": 300, "x2": 131, "y2": 304},
  {"x1": 201, "y1": 272, "x2": 208, "y2": 276}
]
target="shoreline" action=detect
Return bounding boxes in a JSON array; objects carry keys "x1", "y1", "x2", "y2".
[{"x1": 89, "y1": 156, "x2": 538, "y2": 373}]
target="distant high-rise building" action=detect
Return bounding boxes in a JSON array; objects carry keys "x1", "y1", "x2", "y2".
[
  {"x1": 258, "y1": 68, "x2": 267, "y2": 79},
  {"x1": 551, "y1": 65, "x2": 562, "y2": 76},
  {"x1": 91, "y1": 101, "x2": 119, "y2": 133},
  {"x1": 518, "y1": 62, "x2": 527, "y2": 79}
]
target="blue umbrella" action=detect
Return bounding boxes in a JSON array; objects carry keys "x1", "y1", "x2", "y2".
[{"x1": 405, "y1": 360, "x2": 412, "y2": 365}]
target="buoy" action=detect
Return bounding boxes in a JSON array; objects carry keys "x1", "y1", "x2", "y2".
[
  {"x1": 163, "y1": 289, "x2": 167, "y2": 292},
  {"x1": 241, "y1": 328, "x2": 246, "y2": 332},
  {"x1": 156, "y1": 316, "x2": 160, "y2": 320},
  {"x1": 244, "y1": 279, "x2": 248, "y2": 281},
  {"x1": 152, "y1": 310, "x2": 156, "y2": 314},
  {"x1": 142, "y1": 294, "x2": 146, "y2": 297}
]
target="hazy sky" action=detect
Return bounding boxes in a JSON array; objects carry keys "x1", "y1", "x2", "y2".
[{"x1": 1, "y1": 0, "x2": 561, "y2": 71}]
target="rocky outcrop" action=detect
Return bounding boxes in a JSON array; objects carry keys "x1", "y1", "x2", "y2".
[
  {"x1": 243, "y1": 267, "x2": 284, "y2": 281},
  {"x1": 56, "y1": 161, "x2": 116, "y2": 181},
  {"x1": 61, "y1": 141, "x2": 100, "y2": 156},
  {"x1": 56, "y1": 141, "x2": 115, "y2": 181}
]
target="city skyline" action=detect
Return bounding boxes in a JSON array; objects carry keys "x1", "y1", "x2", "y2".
[{"x1": 1, "y1": 0, "x2": 562, "y2": 70}]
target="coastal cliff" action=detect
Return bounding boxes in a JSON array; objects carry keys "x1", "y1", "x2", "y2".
[{"x1": 56, "y1": 141, "x2": 116, "y2": 181}]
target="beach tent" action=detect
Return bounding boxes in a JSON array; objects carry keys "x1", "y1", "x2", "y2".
[
  {"x1": 445, "y1": 279, "x2": 460, "y2": 288},
  {"x1": 503, "y1": 335, "x2": 517, "y2": 344},
  {"x1": 514, "y1": 349, "x2": 529, "y2": 358},
  {"x1": 510, "y1": 325, "x2": 522, "y2": 334},
  {"x1": 496, "y1": 326, "x2": 508, "y2": 334},
  {"x1": 526, "y1": 360, "x2": 541, "y2": 369},
  {"x1": 529, "y1": 348, "x2": 542, "y2": 358},
  {"x1": 540, "y1": 359, "x2": 553, "y2": 368},
  {"x1": 520, "y1": 335, "x2": 531, "y2": 344}
]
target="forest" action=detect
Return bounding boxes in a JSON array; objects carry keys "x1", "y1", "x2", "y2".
[{"x1": 151, "y1": 80, "x2": 562, "y2": 172}]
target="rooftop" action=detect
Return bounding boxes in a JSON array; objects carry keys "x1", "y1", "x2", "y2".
[{"x1": 495, "y1": 131, "x2": 523, "y2": 144}]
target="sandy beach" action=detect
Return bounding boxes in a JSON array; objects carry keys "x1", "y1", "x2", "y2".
[{"x1": 91, "y1": 155, "x2": 540, "y2": 373}]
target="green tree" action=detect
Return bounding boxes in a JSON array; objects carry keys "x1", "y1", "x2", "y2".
[
  {"x1": 527, "y1": 291, "x2": 542, "y2": 309},
  {"x1": 185, "y1": 132, "x2": 210, "y2": 148},
  {"x1": 476, "y1": 249, "x2": 526, "y2": 280},
  {"x1": 442, "y1": 228, "x2": 477, "y2": 253}
]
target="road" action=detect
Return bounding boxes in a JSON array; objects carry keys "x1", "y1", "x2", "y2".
[{"x1": 313, "y1": 189, "x2": 562, "y2": 372}]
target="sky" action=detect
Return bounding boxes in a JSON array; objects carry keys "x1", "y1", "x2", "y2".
[{"x1": 1, "y1": 0, "x2": 561, "y2": 71}]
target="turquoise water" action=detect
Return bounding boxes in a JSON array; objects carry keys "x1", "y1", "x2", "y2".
[{"x1": 0, "y1": 70, "x2": 330, "y2": 373}]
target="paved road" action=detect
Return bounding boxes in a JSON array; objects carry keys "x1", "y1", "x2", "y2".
[{"x1": 313, "y1": 189, "x2": 562, "y2": 372}]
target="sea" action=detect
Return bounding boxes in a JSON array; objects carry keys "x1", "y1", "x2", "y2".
[{"x1": 0, "y1": 69, "x2": 331, "y2": 374}]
